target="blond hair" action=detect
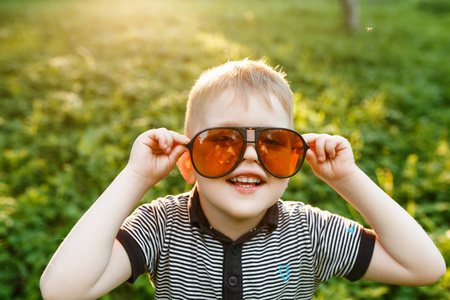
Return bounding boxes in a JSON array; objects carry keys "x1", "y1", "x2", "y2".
[{"x1": 184, "y1": 58, "x2": 293, "y2": 136}]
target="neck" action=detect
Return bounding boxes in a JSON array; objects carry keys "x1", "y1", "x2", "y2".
[
  {"x1": 199, "y1": 198, "x2": 266, "y2": 242},
  {"x1": 209, "y1": 215, "x2": 265, "y2": 242}
]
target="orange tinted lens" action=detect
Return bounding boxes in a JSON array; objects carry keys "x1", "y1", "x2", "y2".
[
  {"x1": 191, "y1": 129, "x2": 244, "y2": 177},
  {"x1": 258, "y1": 129, "x2": 304, "y2": 177}
]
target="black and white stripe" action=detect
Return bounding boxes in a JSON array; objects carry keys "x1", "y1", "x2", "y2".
[{"x1": 118, "y1": 192, "x2": 373, "y2": 299}]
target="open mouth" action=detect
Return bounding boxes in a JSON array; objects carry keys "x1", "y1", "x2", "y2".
[{"x1": 228, "y1": 176, "x2": 263, "y2": 188}]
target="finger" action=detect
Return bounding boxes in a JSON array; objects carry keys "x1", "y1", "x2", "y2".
[
  {"x1": 325, "y1": 136, "x2": 339, "y2": 159},
  {"x1": 139, "y1": 132, "x2": 158, "y2": 150},
  {"x1": 314, "y1": 134, "x2": 331, "y2": 162},
  {"x1": 164, "y1": 131, "x2": 191, "y2": 155},
  {"x1": 335, "y1": 136, "x2": 351, "y2": 152},
  {"x1": 302, "y1": 133, "x2": 320, "y2": 145},
  {"x1": 304, "y1": 146, "x2": 318, "y2": 167},
  {"x1": 168, "y1": 143, "x2": 189, "y2": 163},
  {"x1": 160, "y1": 130, "x2": 173, "y2": 153},
  {"x1": 169, "y1": 130, "x2": 191, "y2": 146},
  {"x1": 141, "y1": 128, "x2": 171, "y2": 153},
  {"x1": 143, "y1": 129, "x2": 190, "y2": 155}
]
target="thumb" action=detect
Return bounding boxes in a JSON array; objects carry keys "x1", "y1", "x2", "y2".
[
  {"x1": 304, "y1": 147, "x2": 318, "y2": 169},
  {"x1": 168, "y1": 144, "x2": 188, "y2": 164}
]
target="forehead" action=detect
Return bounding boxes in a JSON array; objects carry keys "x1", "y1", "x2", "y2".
[{"x1": 198, "y1": 90, "x2": 291, "y2": 131}]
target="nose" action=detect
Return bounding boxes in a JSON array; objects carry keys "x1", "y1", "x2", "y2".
[{"x1": 242, "y1": 143, "x2": 260, "y2": 163}]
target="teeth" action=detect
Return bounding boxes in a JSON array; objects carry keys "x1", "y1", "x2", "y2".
[{"x1": 230, "y1": 177, "x2": 261, "y2": 184}]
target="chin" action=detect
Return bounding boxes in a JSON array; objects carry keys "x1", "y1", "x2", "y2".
[{"x1": 224, "y1": 203, "x2": 270, "y2": 221}]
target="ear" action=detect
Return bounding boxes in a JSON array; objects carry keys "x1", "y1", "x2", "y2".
[{"x1": 176, "y1": 151, "x2": 197, "y2": 185}]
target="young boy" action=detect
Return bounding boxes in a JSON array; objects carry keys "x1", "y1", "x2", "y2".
[{"x1": 40, "y1": 59, "x2": 445, "y2": 299}]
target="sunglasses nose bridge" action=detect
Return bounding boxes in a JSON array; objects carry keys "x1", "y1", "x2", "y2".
[
  {"x1": 245, "y1": 129, "x2": 256, "y2": 144},
  {"x1": 240, "y1": 129, "x2": 260, "y2": 163}
]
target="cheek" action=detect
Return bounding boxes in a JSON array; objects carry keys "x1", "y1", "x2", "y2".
[
  {"x1": 283, "y1": 178, "x2": 289, "y2": 189},
  {"x1": 268, "y1": 178, "x2": 290, "y2": 199}
]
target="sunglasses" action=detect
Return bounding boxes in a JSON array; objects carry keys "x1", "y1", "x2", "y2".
[{"x1": 185, "y1": 127, "x2": 310, "y2": 179}]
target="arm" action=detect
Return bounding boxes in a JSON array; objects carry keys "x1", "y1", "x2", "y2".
[
  {"x1": 303, "y1": 133, "x2": 446, "y2": 286},
  {"x1": 40, "y1": 129, "x2": 189, "y2": 300}
]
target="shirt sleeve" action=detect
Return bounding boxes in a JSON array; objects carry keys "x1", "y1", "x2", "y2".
[
  {"x1": 345, "y1": 228, "x2": 376, "y2": 281},
  {"x1": 304, "y1": 205, "x2": 376, "y2": 283},
  {"x1": 116, "y1": 198, "x2": 168, "y2": 283}
]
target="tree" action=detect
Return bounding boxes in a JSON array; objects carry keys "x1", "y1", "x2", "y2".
[{"x1": 340, "y1": 0, "x2": 359, "y2": 32}]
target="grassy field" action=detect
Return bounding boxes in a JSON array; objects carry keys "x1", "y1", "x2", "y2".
[{"x1": 0, "y1": 0, "x2": 449, "y2": 299}]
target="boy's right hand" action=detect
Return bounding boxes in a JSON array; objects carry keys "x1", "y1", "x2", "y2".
[
  {"x1": 41, "y1": 128, "x2": 189, "y2": 300},
  {"x1": 125, "y1": 128, "x2": 190, "y2": 187}
]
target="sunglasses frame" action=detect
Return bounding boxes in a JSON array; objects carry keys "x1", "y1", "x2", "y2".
[{"x1": 185, "y1": 126, "x2": 310, "y2": 179}]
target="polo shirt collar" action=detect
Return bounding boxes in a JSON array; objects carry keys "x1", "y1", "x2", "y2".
[{"x1": 187, "y1": 186, "x2": 279, "y2": 240}]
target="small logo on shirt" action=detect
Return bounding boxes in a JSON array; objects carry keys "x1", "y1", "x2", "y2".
[
  {"x1": 278, "y1": 265, "x2": 290, "y2": 282},
  {"x1": 348, "y1": 224, "x2": 356, "y2": 235}
]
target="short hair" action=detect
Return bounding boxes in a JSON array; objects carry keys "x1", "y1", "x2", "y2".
[{"x1": 184, "y1": 58, "x2": 293, "y2": 136}]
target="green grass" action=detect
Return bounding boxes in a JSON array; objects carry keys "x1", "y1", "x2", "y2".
[{"x1": 0, "y1": 0, "x2": 449, "y2": 299}]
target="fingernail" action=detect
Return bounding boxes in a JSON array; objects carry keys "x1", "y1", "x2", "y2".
[{"x1": 318, "y1": 156, "x2": 325, "y2": 162}]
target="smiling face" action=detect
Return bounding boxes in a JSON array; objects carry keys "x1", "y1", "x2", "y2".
[{"x1": 192, "y1": 89, "x2": 291, "y2": 235}]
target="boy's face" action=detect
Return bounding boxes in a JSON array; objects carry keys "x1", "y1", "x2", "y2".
[{"x1": 193, "y1": 89, "x2": 291, "y2": 227}]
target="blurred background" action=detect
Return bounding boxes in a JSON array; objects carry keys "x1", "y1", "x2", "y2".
[{"x1": 0, "y1": 0, "x2": 449, "y2": 299}]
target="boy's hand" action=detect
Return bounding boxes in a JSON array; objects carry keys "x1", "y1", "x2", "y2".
[
  {"x1": 126, "y1": 128, "x2": 190, "y2": 187},
  {"x1": 302, "y1": 133, "x2": 358, "y2": 184}
]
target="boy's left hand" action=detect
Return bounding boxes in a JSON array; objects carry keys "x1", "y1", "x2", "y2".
[{"x1": 302, "y1": 133, "x2": 358, "y2": 184}]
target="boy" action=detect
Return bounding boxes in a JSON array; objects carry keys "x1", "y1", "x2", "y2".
[{"x1": 40, "y1": 59, "x2": 445, "y2": 299}]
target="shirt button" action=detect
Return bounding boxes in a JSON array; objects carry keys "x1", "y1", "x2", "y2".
[
  {"x1": 231, "y1": 245, "x2": 240, "y2": 254},
  {"x1": 228, "y1": 276, "x2": 238, "y2": 287}
]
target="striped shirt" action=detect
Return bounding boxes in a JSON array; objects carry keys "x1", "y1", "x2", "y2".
[{"x1": 117, "y1": 188, "x2": 375, "y2": 299}]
